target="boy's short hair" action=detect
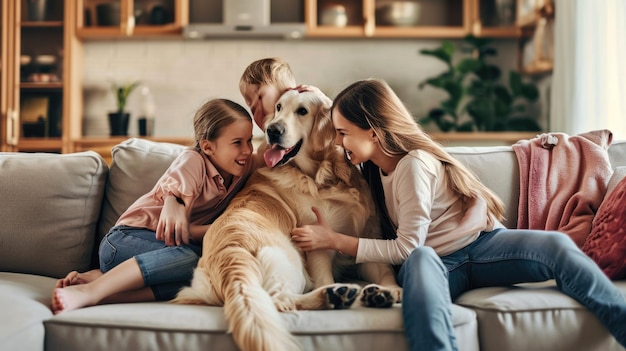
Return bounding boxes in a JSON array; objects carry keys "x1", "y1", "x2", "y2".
[{"x1": 239, "y1": 57, "x2": 297, "y2": 95}]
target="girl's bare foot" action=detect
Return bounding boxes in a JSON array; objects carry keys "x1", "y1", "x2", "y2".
[
  {"x1": 55, "y1": 269, "x2": 103, "y2": 288},
  {"x1": 51, "y1": 285, "x2": 98, "y2": 314}
]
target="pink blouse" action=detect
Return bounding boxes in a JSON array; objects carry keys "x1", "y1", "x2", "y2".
[{"x1": 116, "y1": 149, "x2": 254, "y2": 231}]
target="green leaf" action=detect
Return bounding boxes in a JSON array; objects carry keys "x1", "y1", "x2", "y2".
[
  {"x1": 420, "y1": 74, "x2": 451, "y2": 89},
  {"x1": 493, "y1": 97, "x2": 510, "y2": 117},
  {"x1": 420, "y1": 42, "x2": 455, "y2": 64},
  {"x1": 521, "y1": 84, "x2": 540, "y2": 101},
  {"x1": 509, "y1": 71, "x2": 523, "y2": 96},
  {"x1": 467, "y1": 97, "x2": 496, "y2": 131},
  {"x1": 428, "y1": 108, "x2": 446, "y2": 120},
  {"x1": 506, "y1": 117, "x2": 542, "y2": 131},
  {"x1": 476, "y1": 65, "x2": 501, "y2": 82},
  {"x1": 456, "y1": 58, "x2": 481, "y2": 74},
  {"x1": 457, "y1": 121, "x2": 475, "y2": 132},
  {"x1": 443, "y1": 81, "x2": 463, "y2": 104},
  {"x1": 493, "y1": 85, "x2": 513, "y2": 105}
]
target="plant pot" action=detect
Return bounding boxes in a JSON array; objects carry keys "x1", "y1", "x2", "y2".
[{"x1": 108, "y1": 112, "x2": 130, "y2": 136}]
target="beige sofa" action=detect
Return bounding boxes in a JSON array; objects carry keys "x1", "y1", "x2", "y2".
[{"x1": 1, "y1": 137, "x2": 625, "y2": 351}]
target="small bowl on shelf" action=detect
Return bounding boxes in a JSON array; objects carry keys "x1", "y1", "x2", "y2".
[
  {"x1": 376, "y1": 1, "x2": 421, "y2": 27},
  {"x1": 20, "y1": 55, "x2": 32, "y2": 66},
  {"x1": 35, "y1": 55, "x2": 56, "y2": 66}
]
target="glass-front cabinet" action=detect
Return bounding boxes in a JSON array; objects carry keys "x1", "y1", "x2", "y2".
[
  {"x1": 305, "y1": 0, "x2": 518, "y2": 38},
  {"x1": 0, "y1": 0, "x2": 81, "y2": 153},
  {"x1": 2, "y1": 0, "x2": 65, "y2": 152},
  {"x1": 1, "y1": 1, "x2": 9, "y2": 151},
  {"x1": 75, "y1": 0, "x2": 188, "y2": 39}
]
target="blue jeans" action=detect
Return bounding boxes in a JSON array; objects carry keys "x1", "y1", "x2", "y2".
[
  {"x1": 397, "y1": 228, "x2": 626, "y2": 351},
  {"x1": 99, "y1": 225, "x2": 202, "y2": 301}
]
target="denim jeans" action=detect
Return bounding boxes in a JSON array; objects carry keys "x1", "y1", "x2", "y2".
[
  {"x1": 99, "y1": 225, "x2": 202, "y2": 301},
  {"x1": 397, "y1": 228, "x2": 626, "y2": 351}
]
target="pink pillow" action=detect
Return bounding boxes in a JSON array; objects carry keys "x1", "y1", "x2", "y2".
[{"x1": 582, "y1": 175, "x2": 626, "y2": 279}]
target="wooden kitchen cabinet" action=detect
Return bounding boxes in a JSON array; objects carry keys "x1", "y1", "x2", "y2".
[
  {"x1": 305, "y1": 0, "x2": 519, "y2": 39},
  {"x1": 75, "y1": 0, "x2": 188, "y2": 39},
  {"x1": 0, "y1": 0, "x2": 82, "y2": 153}
]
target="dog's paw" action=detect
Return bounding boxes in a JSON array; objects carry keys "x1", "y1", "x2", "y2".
[
  {"x1": 324, "y1": 283, "x2": 361, "y2": 309},
  {"x1": 360, "y1": 284, "x2": 400, "y2": 308}
]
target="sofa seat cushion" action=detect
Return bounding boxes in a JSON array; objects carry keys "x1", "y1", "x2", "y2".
[
  {"x1": 44, "y1": 302, "x2": 478, "y2": 351},
  {"x1": 0, "y1": 151, "x2": 108, "y2": 278},
  {"x1": 455, "y1": 280, "x2": 626, "y2": 351},
  {"x1": 0, "y1": 272, "x2": 56, "y2": 351}
]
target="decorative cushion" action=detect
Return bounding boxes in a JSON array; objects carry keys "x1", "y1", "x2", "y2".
[{"x1": 582, "y1": 170, "x2": 626, "y2": 279}]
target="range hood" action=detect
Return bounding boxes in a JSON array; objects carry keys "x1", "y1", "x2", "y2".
[{"x1": 184, "y1": 0, "x2": 305, "y2": 39}]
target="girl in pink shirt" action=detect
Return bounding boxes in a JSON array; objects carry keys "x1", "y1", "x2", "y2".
[{"x1": 52, "y1": 99, "x2": 255, "y2": 314}]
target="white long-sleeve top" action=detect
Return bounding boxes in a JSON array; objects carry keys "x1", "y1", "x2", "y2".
[{"x1": 356, "y1": 149, "x2": 502, "y2": 265}]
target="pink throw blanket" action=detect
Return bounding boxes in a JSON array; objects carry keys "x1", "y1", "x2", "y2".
[{"x1": 512, "y1": 129, "x2": 613, "y2": 247}]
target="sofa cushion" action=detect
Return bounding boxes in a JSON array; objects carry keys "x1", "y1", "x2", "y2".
[
  {"x1": 0, "y1": 151, "x2": 107, "y2": 278},
  {"x1": 582, "y1": 168, "x2": 626, "y2": 279},
  {"x1": 97, "y1": 138, "x2": 187, "y2": 249},
  {"x1": 0, "y1": 272, "x2": 57, "y2": 351},
  {"x1": 455, "y1": 280, "x2": 626, "y2": 351},
  {"x1": 44, "y1": 302, "x2": 478, "y2": 351}
]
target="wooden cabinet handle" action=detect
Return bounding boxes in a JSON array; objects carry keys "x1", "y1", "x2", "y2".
[
  {"x1": 125, "y1": 15, "x2": 135, "y2": 36},
  {"x1": 7, "y1": 109, "x2": 18, "y2": 146}
]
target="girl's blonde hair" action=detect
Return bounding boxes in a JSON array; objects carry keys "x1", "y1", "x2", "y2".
[
  {"x1": 193, "y1": 99, "x2": 251, "y2": 151},
  {"x1": 332, "y1": 78, "x2": 505, "y2": 221},
  {"x1": 239, "y1": 57, "x2": 297, "y2": 95}
]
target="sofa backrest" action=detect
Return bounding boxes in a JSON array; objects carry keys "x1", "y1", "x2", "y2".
[
  {"x1": 446, "y1": 139, "x2": 626, "y2": 229},
  {"x1": 0, "y1": 151, "x2": 108, "y2": 278},
  {"x1": 446, "y1": 146, "x2": 520, "y2": 228}
]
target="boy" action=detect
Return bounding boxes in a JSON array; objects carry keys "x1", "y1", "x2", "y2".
[
  {"x1": 239, "y1": 57, "x2": 297, "y2": 130},
  {"x1": 239, "y1": 57, "x2": 331, "y2": 131}
]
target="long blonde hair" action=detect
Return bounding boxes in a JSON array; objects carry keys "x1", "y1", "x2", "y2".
[
  {"x1": 192, "y1": 99, "x2": 251, "y2": 151},
  {"x1": 239, "y1": 57, "x2": 297, "y2": 96},
  {"x1": 332, "y1": 78, "x2": 505, "y2": 221}
]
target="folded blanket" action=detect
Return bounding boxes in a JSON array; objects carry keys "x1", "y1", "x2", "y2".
[{"x1": 512, "y1": 130, "x2": 613, "y2": 247}]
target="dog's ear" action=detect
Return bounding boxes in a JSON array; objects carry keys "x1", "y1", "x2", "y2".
[{"x1": 309, "y1": 94, "x2": 335, "y2": 153}]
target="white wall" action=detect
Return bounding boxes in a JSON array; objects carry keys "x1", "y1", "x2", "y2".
[{"x1": 82, "y1": 38, "x2": 523, "y2": 137}]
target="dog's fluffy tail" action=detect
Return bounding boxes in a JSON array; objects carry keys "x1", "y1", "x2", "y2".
[
  {"x1": 171, "y1": 267, "x2": 219, "y2": 305},
  {"x1": 220, "y1": 246, "x2": 301, "y2": 351}
]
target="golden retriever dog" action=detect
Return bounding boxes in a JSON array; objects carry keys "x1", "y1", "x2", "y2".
[{"x1": 173, "y1": 90, "x2": 402, "y2": 351}]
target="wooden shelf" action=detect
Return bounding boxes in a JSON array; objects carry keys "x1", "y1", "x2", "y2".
[
  {"x1": 16, "y1": 137, "x2": 63, "y2": 152},
  {"x1": 429, "y1": 132, "x2": 539, "y2": 146},
  {"x1": 20, "y1": 21, "x2": 63, "y2": 27},
  {"x1": 73, "y1": 136, "x2": 194, "y2": 164},
  {"x1": 20, "y1": 82, "x2": 63, "y2": 89}
]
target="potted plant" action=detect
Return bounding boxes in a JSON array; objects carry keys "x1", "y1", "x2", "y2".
[
  {"x1": 418, "y1": 35, "x2": 541, "y2": 132},
  {"x1": 108, "y1": 81, "x2": 140, "y2": 136}
]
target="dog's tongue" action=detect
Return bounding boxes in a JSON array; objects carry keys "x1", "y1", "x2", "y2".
[{"x1": 264, "y1": 144, "x2": 286, "y2": 168}]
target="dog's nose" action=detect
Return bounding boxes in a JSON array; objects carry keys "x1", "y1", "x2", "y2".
[{"x1": 266, "y1": 123, "x2": 285, "y2": 144}]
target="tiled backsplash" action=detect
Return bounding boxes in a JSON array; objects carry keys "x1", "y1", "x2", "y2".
[{"x1": 82, "y1": 39, "x2": 522, "y2": 137}]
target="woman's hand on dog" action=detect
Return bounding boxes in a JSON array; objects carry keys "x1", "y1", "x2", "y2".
[
  {"x1": 291, "y1": 206, "x2": 335, "y2": 251},
  {"x1": 292, "y1": 207, "x2": 359, "y2": 257}
]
